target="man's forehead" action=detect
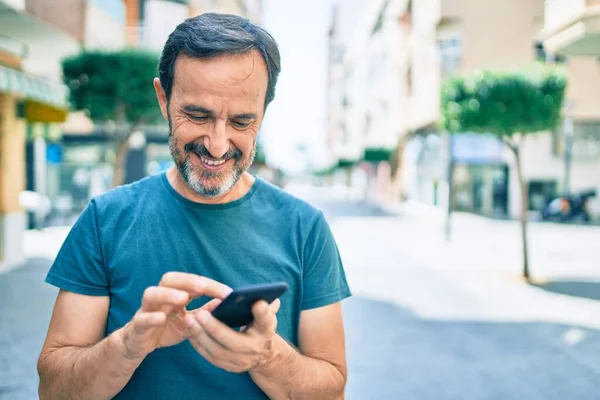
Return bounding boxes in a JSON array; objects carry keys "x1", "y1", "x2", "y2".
[{"x1": 173, "y1": 51, "x2": 267, "y2": 88}]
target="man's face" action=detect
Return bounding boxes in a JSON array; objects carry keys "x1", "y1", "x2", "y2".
[{"x1": 154, "y1": 51, "x2": 268, "y2": 198}]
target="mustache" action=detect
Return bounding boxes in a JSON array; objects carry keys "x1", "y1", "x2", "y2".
[{"x1": 184, "y1": 142, "x2": 242, "y2": 160}]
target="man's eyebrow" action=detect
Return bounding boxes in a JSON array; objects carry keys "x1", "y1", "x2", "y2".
[
  {"x1": 232, "y1": 113, "x2": 257, "y2": 120},
  {"x1": 182, "y1": 105, "x2": 214, "y2": 115}
]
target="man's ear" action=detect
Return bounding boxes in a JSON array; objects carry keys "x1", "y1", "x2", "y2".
[{"x1": 153, "y1": 77, "x2": 168, "y2": 120}]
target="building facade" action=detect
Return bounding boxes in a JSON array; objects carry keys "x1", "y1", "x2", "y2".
[
  {"x1": 0, "y1": 0, "x2": 127, "y2": 264},
  {"x1": 0, "y1": 0, "x2": 79, "y2": 263},
  {"x1": 328, "y1": 0, "x2": 600, "y2": 219},
  {"x1": 327, "y1": 0, "x2": 409, "y2": 198}
]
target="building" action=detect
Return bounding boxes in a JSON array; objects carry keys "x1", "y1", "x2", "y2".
[
  {"x1": 1, "y1": 0, "x2": 77, "y2": 263},
  {"x1": 0, "y1": 0, "x2": 126, "y2": 264},
  {"x1": 327, "y1": 0, "x2": 405, "y2": 197},
  {"x1": 328, "y1": 0, "x2": 600, "y2": 219},
  {"x1": 406, "y1": 0, "x2": 600, "y2": 219}
]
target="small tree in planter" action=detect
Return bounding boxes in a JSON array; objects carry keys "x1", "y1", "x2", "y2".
[
  {"x1": 441, "y1": 64, "x2": 567, "y2": 280},
  {"x1": 62, "y1": 50, "x2": 163, "y2": 187}
]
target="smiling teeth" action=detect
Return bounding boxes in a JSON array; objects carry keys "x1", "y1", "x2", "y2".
[{"x1": 200, "y1": 156, "x2": 226, "y2": 166}]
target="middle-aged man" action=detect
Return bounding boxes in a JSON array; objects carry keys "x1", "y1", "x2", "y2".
[{"x1": 37, "y1": 12, "x2": 351, "y2": 400}]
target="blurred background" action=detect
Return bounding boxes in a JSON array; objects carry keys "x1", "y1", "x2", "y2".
[{"x1": 1, "y1": 0, "x2": 600, "y2": 398}]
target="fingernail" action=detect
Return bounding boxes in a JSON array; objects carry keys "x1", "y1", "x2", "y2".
[
  {"x1": 197, "y1": 310, "x2": 209, "y2": 324},
  {"x1": 224, "y1": 287, "x2": 233, "y2": 296}
]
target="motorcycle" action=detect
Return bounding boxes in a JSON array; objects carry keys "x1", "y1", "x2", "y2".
[{"x1": 540, "y1": 189, "x2": 597, "y2": 223}]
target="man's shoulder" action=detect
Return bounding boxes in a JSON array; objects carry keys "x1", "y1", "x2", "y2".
[
  {"x1": 91, "y1": 173, "x2": 164, "y2": 214},
  {"x1": 256, "y1": 178, "x2": 323, "y2": 223}
]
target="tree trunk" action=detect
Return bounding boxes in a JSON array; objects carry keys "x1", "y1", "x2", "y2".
[
  {"x1": 113, "y1": 139, "x2": 129, "y2": 187},
  {"x1": 511, "y1": 143, "x2": 530, "y2": 280}
]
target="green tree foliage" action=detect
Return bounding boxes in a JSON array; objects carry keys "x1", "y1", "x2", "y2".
[
  {"x1": 63, "y1": 50, "x2": 162, "y2": 124},
  {"x1": 441, "y1": 64, "x2": 566, "y2": 137},
  {"x1": 62, "y1": 50, "x2": 163, "y2": 186},
  {"x1": 441, "y1": 64, "x2": 567, "y2": 280}
]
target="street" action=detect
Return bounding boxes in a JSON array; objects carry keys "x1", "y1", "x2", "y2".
[{"x1": 2, "y1": 192, "x2": 600, "y2": 399}]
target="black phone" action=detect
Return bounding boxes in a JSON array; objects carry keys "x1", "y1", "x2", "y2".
[{"x1": 211, "y1": 282, "x2": 288, "y2": 328}]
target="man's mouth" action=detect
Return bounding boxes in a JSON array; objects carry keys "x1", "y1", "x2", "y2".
[{"x1": 192, "y1": 152, "x2": 231, "y2": 170}]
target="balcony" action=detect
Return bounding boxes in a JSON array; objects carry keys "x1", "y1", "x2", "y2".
[{"x1": 543, "y1": 0, "x2": 600, "y2": 56}]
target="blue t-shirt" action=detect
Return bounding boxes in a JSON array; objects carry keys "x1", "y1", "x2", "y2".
[{"x1": 45, "y1": 173, "x2": 351, "y2": 399}]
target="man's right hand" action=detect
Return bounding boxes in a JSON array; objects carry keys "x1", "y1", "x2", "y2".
[{"x1": 115, "y1": 272, "x2": 232, "y2": 360}]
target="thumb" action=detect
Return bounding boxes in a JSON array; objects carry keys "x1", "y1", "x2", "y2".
[{"x1": 250, "y1": 300, "x2": 274, "y2": 334}]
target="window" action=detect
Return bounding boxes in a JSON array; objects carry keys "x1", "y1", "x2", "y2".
[
  {"x1": 555, "y1": 120, "x2": 600, "y2": 159},
  {"x1": 438, "y1": 37, "x2": 462, "y2": 77}
]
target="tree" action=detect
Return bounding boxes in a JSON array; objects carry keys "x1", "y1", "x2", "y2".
[
  {"x1": 441, "y1": 64, "x2": 567, "y2": 280},
  {"x1": 62, "y1": 50, "x2": 163, "y2": 187}
]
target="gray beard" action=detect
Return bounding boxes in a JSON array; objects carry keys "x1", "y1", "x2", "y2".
[
  {"x1": 178, "y1": 156, "x2": 242, "y2": 198},
  {"x1": 169, "y1": 135, "x2": 256, "y2": 198}
]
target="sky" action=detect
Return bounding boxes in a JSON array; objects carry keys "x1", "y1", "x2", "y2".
[{"x1": 261, "y1": 0, "x2": 333, "y2": 173}]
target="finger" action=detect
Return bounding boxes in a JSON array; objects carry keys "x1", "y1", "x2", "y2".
[
  {"x1": 187, "y1": 317, "x2": 243, "y2": 372},
  {"x1": 142, "y1": 286, "x2": 189, "y2": 312},
  {"x1": 131, "y1": 311, "x2": 166, "y2": 335},
  {"x1": 200, "y1": 298, "x2": 222, "y2": 313},
  {"x1": 250, "y1": 300, "x2": 276, "y2": 334},
  {"x1": 195, "y1": 310, "x2": 247, "y2": 352},
  {"x1": 159, "y1": 272, "x2": 233, "y2": 300}
]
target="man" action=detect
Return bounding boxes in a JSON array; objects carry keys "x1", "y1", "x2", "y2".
[{"x1": 37, "y1": 13, "x2": 351, "y2": 400}]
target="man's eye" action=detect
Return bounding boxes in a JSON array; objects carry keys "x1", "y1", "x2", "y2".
[
  {"x1": 189, "y1": 115, "x2": 208, "y2": 122},
  {"x1": 232, "y1": 121, "x2": 251, "y2": 129}
]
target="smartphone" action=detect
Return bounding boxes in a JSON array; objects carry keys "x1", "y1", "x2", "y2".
[{"x1": 211, "y1": 282, "x2": 289, "y2": 328}]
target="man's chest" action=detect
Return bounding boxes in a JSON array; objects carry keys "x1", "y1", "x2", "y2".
[{"x1": 103, "y1": 221, "x2": 304, "y2": 340}]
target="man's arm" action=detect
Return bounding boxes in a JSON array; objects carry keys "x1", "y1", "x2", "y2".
[
  {"x1": 37, "y1": 290, "x2": 143, "y2": 400},
  {"x1": 38, "y1": 273, "x2": 227, "y2": 400},
  {"x1": 39, "y1": 274, "x2": 230, "y2": 399},
  {"x1": 249, "y1": 302, "x2": 347, "y2": 399}
]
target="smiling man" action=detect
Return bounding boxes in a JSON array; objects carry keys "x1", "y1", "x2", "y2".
[{"x1": 37, "y1": 13, "x2": 351, "y2": 400}]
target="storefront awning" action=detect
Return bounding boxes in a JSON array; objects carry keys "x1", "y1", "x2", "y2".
[{"x1": 0, "y1": 64, "x2": 68, "y2": 109}]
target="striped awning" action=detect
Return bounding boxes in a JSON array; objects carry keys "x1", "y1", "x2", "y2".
[{"x1": 0, "y1": 64, "x2": 68, "y2": 109}]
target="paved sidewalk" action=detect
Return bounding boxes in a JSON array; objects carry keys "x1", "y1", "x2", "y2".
[{"x1": 0, "y1": 258, "x2": 57, "y2": 399}]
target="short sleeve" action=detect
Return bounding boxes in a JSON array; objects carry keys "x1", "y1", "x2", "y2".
[
  {"x1": 45, "y1": 199, "x2": 109, "y2": 296},
  {"x1": 301, "y1": 212, "x2": 351, "y2": 310}
]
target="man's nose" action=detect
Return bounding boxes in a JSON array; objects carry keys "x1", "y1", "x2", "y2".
[{"x1": 203, "y1": 119, "x2": 229, "y2": 159}]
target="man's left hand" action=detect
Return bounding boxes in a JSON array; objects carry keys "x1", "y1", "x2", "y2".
[{"x1": 185, "y1": 299, "x2": 281, "y2": 373}]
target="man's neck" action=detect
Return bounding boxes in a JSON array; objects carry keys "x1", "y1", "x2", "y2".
[{"x1": 166, "y1": 167, "x2": 255, "y2": 205}]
